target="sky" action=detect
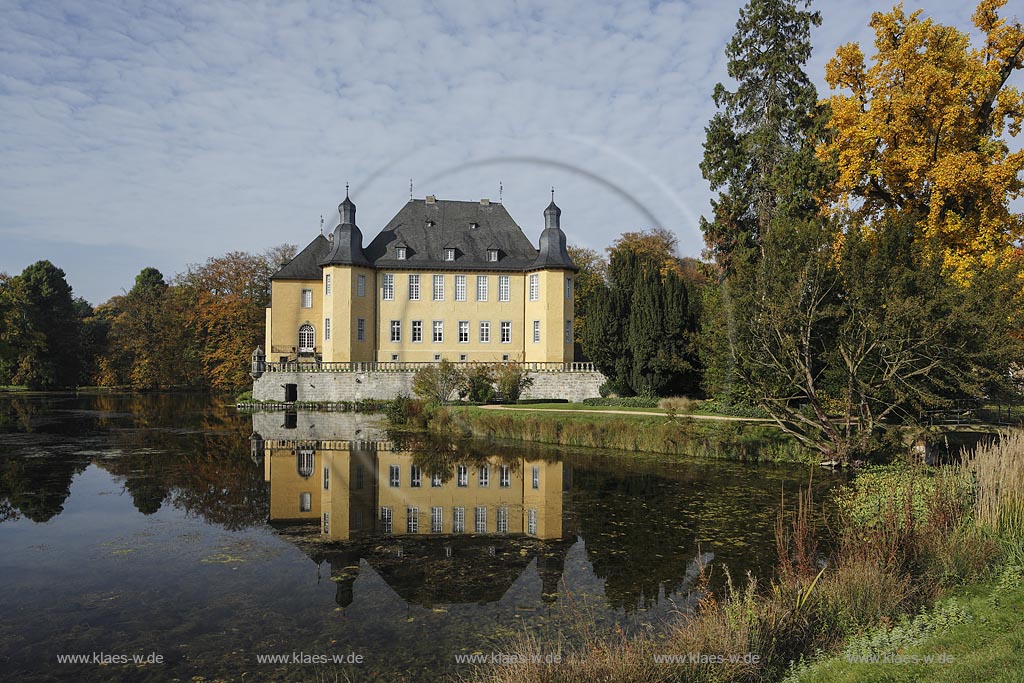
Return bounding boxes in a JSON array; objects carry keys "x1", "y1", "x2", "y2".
[{"x1": 0, "y1": 0, "x2": 1004, "y2": 305}]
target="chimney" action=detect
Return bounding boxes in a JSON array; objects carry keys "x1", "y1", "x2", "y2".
[
  {"x1": 425, "y1": 195, "x2": 436, "y2": 204},
  {"x1": 480, "y1": 198, "x2": 490, "y2": 205}
]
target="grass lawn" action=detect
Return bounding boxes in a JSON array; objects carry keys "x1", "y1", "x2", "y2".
[
  {"x1": 495, "y1": 402, "x2": 770, "y2": 420},
  {"x1": 503, "y1": 402, "x2": 669, "y2": 413},
  {"x1": 789, "y1": 567, "x2": 1024, "y2": 683}
]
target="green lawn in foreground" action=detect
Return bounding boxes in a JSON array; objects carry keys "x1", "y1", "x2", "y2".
[{"x1": 789, "y1": 567, "x2": 1024, "y2": 683}]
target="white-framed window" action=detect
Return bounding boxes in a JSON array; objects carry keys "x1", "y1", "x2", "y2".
[
  {"x1": 433, "y1": 353, "x2": 441, "y2": 361},
  {"x1": 527, "y1": 508, "x2": 537, "y2": 535},
  {"x1": 391, "y1": 353, "x2": 399, "y2": 361},
  {"x1": 410, "y1": 465, "x2": 421, "y2": 488},
  {"x1": 444, "y1": 248, "x2": 456, "y2": 261},
  {"x1": 380, "y1": 507, "x2": 393, "y2": 534},
  {"x1": 476, "y1": 275, "x2": 488, "y2": 301},
  {"x1": 533, "y1": 320, "x2": 541, "y2": 343},
  {"x1": 390, "y1": 320, "x2": 401, "y2": 342},
  {"x1": 324, "y1": 317, "x2": 331, "y2": 341},
  {"x1": 323, "y1": 466, "x2": 329, "y2": 490},
  {"x1": 323, "y1": 512, "x2": 330, "y2": 534},
  {"x1": 357, "y1": 318, "x2": 365, "y2": 341},
  {"x1": 474, "y1": 506, "x2": 487, "y2": 533},
  {"x1": 500, "y1": 321, "x2": 511, "y2": 343},
  {"x1": 300, "y1": 492, "x2": 311, "y2": 512},
  {"x1": 325, "y1": 274, "x2": 331, "y2": 295},
  {"x1": 453, "y1": 506, "x2": 465, "y2": 533},
  {"x1": 396, "y1": 246, "x2": 407, "y2": 260},
  {"x1": 479, "y1": 465, "x2": 489, "y2": 487},
  {"x1": 499, "y1": 465, "x2": 510, "y2": 488},
  {"x1": 498, "y1": 275, "x2": 510, "y2": 302},
  {"x1": 357, "y1": 274, "x2": 366, "y2": 297},
  {"x1": 431, "y1": 506, "x2": 443, "y2": 533},
  {"x1": 479, "y1": 321, "x2": 490, "y2": 343},
  {"x1": 298, "y1": 324, "x2": 315, "y2": 353},
  {"x1": 566, "y1": 277, "x2": 573, "y2": 299},
  {"x1": 458, "y1": 320, "x2": 469, "y2": 343},
  {"x1": 502, "y1": 354, "x2": 509, "y2": 361},
  {"x1": 301, "y1": 288, "x2": 312, "y2": 308},
  {"x1": 407, "y1": 506, "x2": 419, "y2": 533},
  {"x1": 497, "y1": 506, "x2": 509, "y2": 533},
  {"x1": 433, "y1": 274, "x2": 444, "y2": 300},
  {"x1": 382, "y1": 274, "x2": 394, "y2": 300},
  {"x1": 432, "y1": 320, "x2": 443, "y2": 343},
  {"x1": 565, "y1": 320, "x2": 573, "y2": 343},
  {"x1": 411, "y1": 320, "x2": 423, "y2": 342},
  {"x1": 455, "y1": 274, "x2": 466, "y2": 301},
  {"x1": 431, "y1": 472, "x2": 443, "y2": 487},
  {"x1": 487, "y1": 249, "x2": 499, "y2": 262},
  {"x1": 529, "y1": 274, "x2": 539, "y2": 301},
  {"x1": 460, "y1": 354, "x2": 467, "y2": 361},
  {"x1": 409, "y1": 274, "x2": 420, "y2": 300},
  {"x1": 532, "y1": 465, "x2": 540, "y2": 489},
  {"x1": 457, "y1": 464, "x2": 468, "y2": 487},
  {"x1": 389, "y1": 464, "x2": 400, "y2": 487}
]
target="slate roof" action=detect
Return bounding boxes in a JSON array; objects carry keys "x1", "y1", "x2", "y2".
[
  {"x1": 271, "y1": 235, "x2": 330, "y2": 280},
  {"x1": 366, "y1": 199, "x2": 560, "y2": 272},
  {"x1": 272, "y1": 198, "x2": 576, "y2": 280}
]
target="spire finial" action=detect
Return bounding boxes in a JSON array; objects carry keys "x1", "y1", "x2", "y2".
[
  {"x1": 320, "y1": 214, "x2": 324, "y2": 236},
  {"x1": 410, "y1": 178, "x2": 413, "y2": 200},
  {"x1": 499, "y1": 181, "x2": 503, "y2": 203},
  {"x1": 551, "y1": 186, "x2": 555, "y2": 202},
  {"x1": 345, "y1": 182, "x2": 349, "y2": 199}
]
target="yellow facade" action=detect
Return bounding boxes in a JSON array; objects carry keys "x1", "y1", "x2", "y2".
[
  {"x1": 267, "y1": 267, "x2": 573, "y2": 363},
  {"x1": 374, "y1": 269, "x2": 570, "y2": 363},
  {"x1": 265, "y1": 279, "x2": 323, "y2": 361}
]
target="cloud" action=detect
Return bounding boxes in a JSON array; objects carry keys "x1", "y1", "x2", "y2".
[{"x1": 0, "y1": 0, "x2": 1013, "y2": 304}]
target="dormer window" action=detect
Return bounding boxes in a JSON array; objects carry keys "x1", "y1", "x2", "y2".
[
  {"x1": 396, "y1": 247, "x2": 407, "y2": 260},
  {"x1": 444, "y1": 248, "x2": 456, "y2": 262},
  {"x1": 487, "y1": 249, "x2": 499, "y2": 262},
  {"x1": 470, "y1": 222, "x2": 479, "y2": 230}
]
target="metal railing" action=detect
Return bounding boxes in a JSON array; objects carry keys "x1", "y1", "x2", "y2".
[{"x1": 257, "y1": 360, "x2": 596, "y2": 373}]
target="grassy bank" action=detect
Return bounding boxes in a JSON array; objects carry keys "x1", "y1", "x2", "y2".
[
  {"x1": 784, "y1": 565, "x2": 1024, "y2": 682},
  {"x1": 468, "y1": 431, "x2": 1024, "y2": 683},
  {"x1": 449, "y1": 405, "x2": 813, "y2": 463}
]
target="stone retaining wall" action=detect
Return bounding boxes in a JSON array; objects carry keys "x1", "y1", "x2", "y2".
[{"x1": 252, "y1": 369, "x2": 605, "y2": 404}]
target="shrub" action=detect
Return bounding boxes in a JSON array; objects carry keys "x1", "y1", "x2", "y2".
[
  {"x1": 494, "y1": 364, "x2": 533, "y2": 402},
  {"x1": 582, "y1": 397, "x2": 660, "y2": 408},
  {"x1": 659, "y1": 396, "x2": 696, "y2": 413},
  {"x1": 462, "y1": 365, "x2": 496, "y2": 403},
  {"x1": 411, "y1": 360, "x2": 465, "y2": 404}
]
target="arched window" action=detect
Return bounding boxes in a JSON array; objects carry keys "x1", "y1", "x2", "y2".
[
  {"x1": 297, "y1": 448, "x2": 314, "y2": 478},
  {"x1": 298, "y1": 324, "x2": 315, "y2": 353}
]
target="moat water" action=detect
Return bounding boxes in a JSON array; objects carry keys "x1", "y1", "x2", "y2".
[{"x1": 0, "y1": 394, "x2": 842, "y2": 682}]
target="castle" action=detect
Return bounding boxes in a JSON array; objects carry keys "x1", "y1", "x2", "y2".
[{"x1": 264, "y1": 192, "x2": 577, "y2": 365}]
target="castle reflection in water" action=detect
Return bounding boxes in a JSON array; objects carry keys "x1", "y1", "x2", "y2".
[{"x1": 251, "y1": 412, "x2": 573, "y2": 608}]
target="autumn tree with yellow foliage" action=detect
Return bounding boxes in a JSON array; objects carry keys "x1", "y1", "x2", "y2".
[
  {"x1": 701, "y1": 0, "x2": 1024, "y2": 461},
  {"x1": 821, "y1": 0, "x2": 1024, "y2": 283}
]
